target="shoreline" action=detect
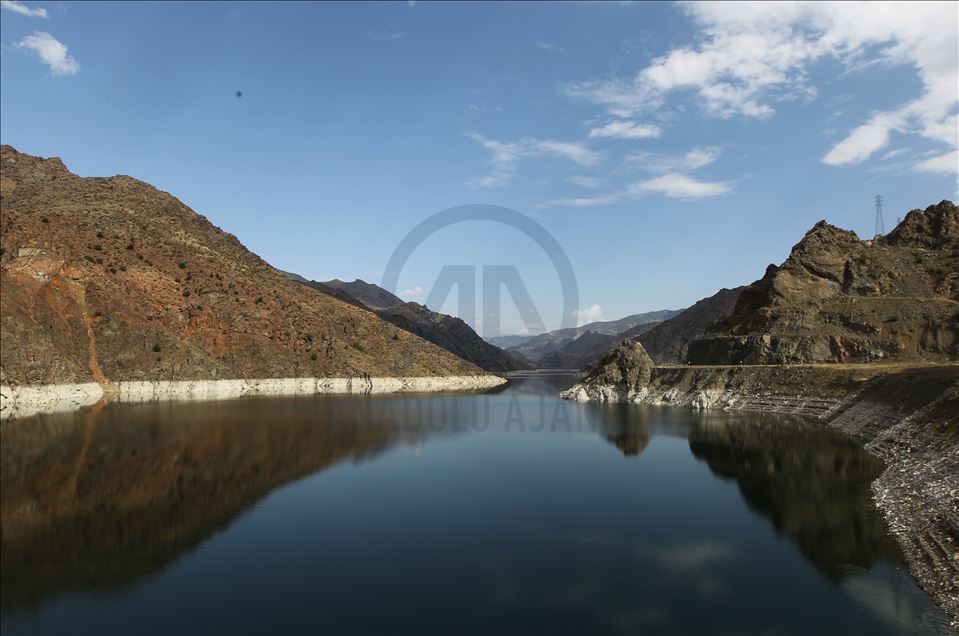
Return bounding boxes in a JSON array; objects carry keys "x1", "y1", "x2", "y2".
[
  {"x1": 0, "y1": 375, "x2": 507, "y2": 420},
  {"x1": 561, "y1": 364, "x2": 959, "y2": 626}
]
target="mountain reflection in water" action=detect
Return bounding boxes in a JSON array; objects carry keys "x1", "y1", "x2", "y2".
[{"x1": 0, "y1": 376, "x2": 951, "y2": 635}]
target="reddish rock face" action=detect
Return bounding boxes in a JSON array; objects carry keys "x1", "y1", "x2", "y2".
[
  {"x1": 688, "y1": 201, "x2": 959, "y2": 365},
  {"x1": 0, "y1": 146, "x2": 482, "y2": 385}
]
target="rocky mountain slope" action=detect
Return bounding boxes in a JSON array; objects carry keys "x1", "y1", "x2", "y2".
[
  {"x1": 688, "y1": 201, "x2": 959, "y2": 364},
  {"x1": 374, "y1": 302, "x2": 528, "y2": 372},
  {"x1": 631, "y1": 287, "x2": 745, "y2": 364},
  {"x1": 322, "y1": 278, "x2": 403, "y2": 309},
  {"x1": 0, "y1": 146, "x2": 485, "y2": 388},
  {"x1": 287, "y1": 275, "x2": 525, "y2": 373}
]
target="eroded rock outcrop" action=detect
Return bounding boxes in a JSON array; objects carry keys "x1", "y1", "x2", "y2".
[{"x1": 688, "y1": 201, "x2": 959, "y2": 365}]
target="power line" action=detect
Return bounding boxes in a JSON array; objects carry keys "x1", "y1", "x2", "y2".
[{"x1": 874, "y1": 194, "x2": 885, "y2": 236}]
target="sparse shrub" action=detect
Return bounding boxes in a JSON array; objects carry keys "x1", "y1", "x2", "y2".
[
  {"x1": 183, "y1": 289, "x2": 191, "y2": 297},
  {"x1": 120, "y1": 265, "x2": 127, "y2": 272},
  {"x1": 109, "y1": 267, "x2": 117, "y2": 274},
  {"x1": 153, "y1": 343, "x2": 161, "y2": 352},
  {"x1": 95, "y1": 257, "x2": 103, "y2": 264},
  {"x1": 352, "y1": 342, "x2": 364, "y2": 352},
  {"x1": 41, "y1": 217, "x2": 49, "y2": 224},
  {"x1": 179, "y1": 261, "x2": 187, "y2": 269},
  {"x1": 93, "y1": 244, "x2": 102, "y2": 251},
  {"x1": 310, "y1": 353, "x2": 317, "y2": 361},
  {"x1": 96, "y1": 231, "x2": 104, "y2": 239},
  {"x1": 84, "y1": 255, "x2": 96, "y2": 263},
  {"x1": 137, "y1": 254, "x2": 144, "y2": 260},
  {"x1": 126, "y1": 243, "x2": 134, "y2": 250}
]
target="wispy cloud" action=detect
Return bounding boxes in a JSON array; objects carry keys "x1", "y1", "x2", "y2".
[
  {"x1": 15, "y1": 32, "x2": 79, "y2": 76},
  {"x1": 547, "y1": 193, "x2": 625, "y2": 207},
  {"x1": 588, "y1": 120, "x2": 662, "y2": 140},
  {"x1": 547, "y1": 146, "x2": 730, "y2": 206},
  {"x1": 534, "y1": 40, "x2": 564, "y2": 53},
  {"x1": 627, "y1": 146, "x2": 721, "y2": 172},
  {"x1": 564, "y1": 3, "x2": 958, "y2": 172},
  {"x1": 400, "y1": 285, "x2": 424, "y2": 297},
  {"x1": 1, "y1": 0, "x2": 47, "y2": 18},
  {"x1": 567, "y1": 175, "x2": 604, "y2": 188},
  {"x1": 914, "y1": 150, "x2": 958, "y2": 175},
  {"x1": 466, "y1": 133, "x2": 601, "y2": 187},
  {"x1": 370, "y1": 30, "x2": 406, "y2": 41},
  {"x1": 631, "y1": 173, "x2": 733, "y2": 199}
]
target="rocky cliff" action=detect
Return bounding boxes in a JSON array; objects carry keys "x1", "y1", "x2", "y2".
[
  {"x1": 0, "y1": 146, "x2": 487, "y2": 389},
  {"x1": 632, "y1": 287, "x2": 744, "y2": 364},
  {"x1": 688, "y1": 201, "x2": 959, "y2": 364}
]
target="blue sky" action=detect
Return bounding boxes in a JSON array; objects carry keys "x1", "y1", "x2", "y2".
[{"x1": 2, "y1": 1, "x2": 957, "y2": 335}]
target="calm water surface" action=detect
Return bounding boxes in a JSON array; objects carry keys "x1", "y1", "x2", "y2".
[{"x1": 0, "y1": 375, "x2": 951, "y2": 635}]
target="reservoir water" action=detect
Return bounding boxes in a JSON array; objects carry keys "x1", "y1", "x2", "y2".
[{"x1": 1, "y1": 375, "x2": 951, "y2": 635}]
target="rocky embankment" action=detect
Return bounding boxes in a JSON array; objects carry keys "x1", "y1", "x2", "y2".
[
  {"x1": 561, "y1": 341, "x2": 959, "y2": 623},
  {"x1": 0, "y1": 375, "x2": 506, "y2": 420}
]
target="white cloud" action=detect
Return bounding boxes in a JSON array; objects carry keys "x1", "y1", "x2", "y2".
[
  {"x1": 572, "y1": 304, "x2": 603, "y2": 325},
  {"x1": 534, "y1": 40, "x2": 565, "y2": 53},
  {"x1": 628, "y1": 146, "x2": 722, "y2": 172},
  {"x1": 371, "y1": 30, "x2": 406, "y2": 41},
  {"x1": 631, "y1": 173, "x2": 733, "y2": 199},
  {"x1": 547, "y1": 193, "x2": 625, "y2": 208},
  {"x1": 1, "y1": 0, "x2": 47, "y2": 18},
  {"x1": 914, "y1": 150, "x2": 958, "y2": 175},
  {"x1": 400, "y1": 285, "x2": 424, "y2": 297},
  {"x1": 466, "y1": 133, "x2": 601, "y2": 187},
  {"x1": 530, "y1": 139, "x2": 601, "y2": 166},
  {"x1": 548, "y1": 146, "x2": 729, "y2": 206},
  {"x1": 588, "y1": 120, "x2": 662, "y2": 139},
  {"x1": 567, "y1": 175, "x2": 604, "y2": 188},
  {"x1": 822, "y1": 113, "x2": 899, "y2": 165},
  {"x1": 881, "y1": 148, "x2": 908, "y2": 160},
  {"x1": 15, "y1": 32, "x2": 79, "y2": 76},
  {"x1": 565, "y1": 2, "x2": 958, "y2": 169}
]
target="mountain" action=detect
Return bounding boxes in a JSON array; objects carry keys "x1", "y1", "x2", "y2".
[
  {"x1": 537, "y1": 330, "x2": 618, "y2": 370},
  {"x1": 536, "y1": 320, "x2": 665, "y2": 370},
  {"x1": 280, "y1": 275, "x2": 526, "y2": 373},
  {"x1": 0, "y1": 146, "x2": 484, "y2": 387},
  {"x1": 505, "y1": 309, "x2": 682, "y2": 363},
  {"x1": 487, "y1": 334, "x2": 534, "y2": 349},
  {"x1": 688, "y1": 201, "x2": 959, "y2": 364},
  {"x1": 628, "y1": 287, "x2": 745, "y2": 364},
  {"x1": 374, "y1": 302, "x2": 529, "y2": 372},
  {"x1": 322, "y1": 278, "x2": 403, "y2": 310}
]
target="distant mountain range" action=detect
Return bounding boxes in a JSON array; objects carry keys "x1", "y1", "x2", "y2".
[{"x1": 492, "y1": 309, "x2": 682, "y2": 364}]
